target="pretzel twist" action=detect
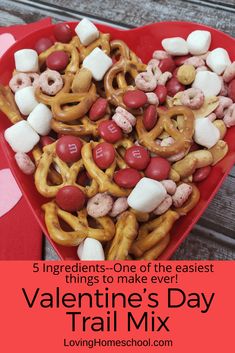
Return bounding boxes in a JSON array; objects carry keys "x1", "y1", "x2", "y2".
[
  {"x1": 136, "y1": 106, "x2": 195, "y2": 157},
  {"x1": 130, "y1": 210, "x2": 180, "y2": 258},
  {"x1": 35, "y1": 72, "x2": 97, "y2": 122},
  {"x1": 0, "y1": 85, "x2": 22, "y2": 124},
  {"x1": 34, "y1": 141, "x2": 98, "y2": 198},
  {"x1": 106, "y1": 211, "x2": 138, "y2": 260},
  {"x1": 74, "y1": 33, "x2": 111, "y2": 62},
  {"x1": 81, "y1": 140, "x2": 133, "y2": 197},
  {"x1": 42, "y1": 201, "x2": 115, "y2": 246}
]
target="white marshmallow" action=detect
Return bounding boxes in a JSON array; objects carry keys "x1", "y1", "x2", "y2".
[
  {"x1": 161, "y1": 37, "x2": 189, "y2": 56},
  {"x1": 83, "y1": 47, "x2": 112, "y2": 81},
  {"x1": 27, "y1": 103, "x2": 52, "y2": 136},
  {"x1": 127, "y1": 177, "x2": 167, "y2": 213},
  {"x1": 15, "y1": 86, "x2": 39, "y2": 115},
  {"x1": 77, "y1": 238, "x2": 105, "y2": 260},
  {"x1": 206, "y1": 48, "x2": 231, "y2": 75},
  {"x1": 192, "y1": 71, "x2": 222, "y2": 97},
  {"x1": 75, "y1": 18, "x2": 99, "y2": 46},
  {"x1": 194, "y1": 118, "x2": 220, "y2": 148},
  {"x1": 4, "y1": 120, "x2": 40, "y2": 153},
  {"x1": 187, "y1": 30, "x2": 211, "y2": 55},
  {"x1": 14, "y1": 49, "x2": 39, "y2": 72}
]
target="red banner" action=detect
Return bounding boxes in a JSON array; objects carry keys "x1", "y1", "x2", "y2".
[{"x1": 0, "y1": 261, "x2": 233, "y2": 352}]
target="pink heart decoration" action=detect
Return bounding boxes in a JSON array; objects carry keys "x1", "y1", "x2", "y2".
[
  {"x1": 0, "y1": 33, "x2": 15, "y2": 58},
  {"x1": 0, "y1": 168, "x2": 22, "y2": 217}
]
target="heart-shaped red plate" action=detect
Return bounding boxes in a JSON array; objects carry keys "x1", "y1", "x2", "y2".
[{"x1": 0, "y1": 21, "x2": 235, "y2": 260}]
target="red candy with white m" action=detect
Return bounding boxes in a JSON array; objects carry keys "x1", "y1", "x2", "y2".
[
  {"x1": 125, "y1": 145, "x2": 150, "y2": 170},
  {"x1": 98, "y1": 120, "x2": 122, "y2": 143},
  {"x1": 93, "y1": 142, "x2": 115, "y2": 169},
  {"x1": 56, "y1": 135, "x2": 83, "y2": 163}
]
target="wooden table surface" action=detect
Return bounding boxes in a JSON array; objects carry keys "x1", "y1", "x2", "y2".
[{"x1": 1, "y1": 0, "x2": 234, "y2": 260}]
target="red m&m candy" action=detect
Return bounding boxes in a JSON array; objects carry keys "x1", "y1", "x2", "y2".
[
  {"x1": 145, "y1": 157, "x2": 170, "y2": 181},
  {"x1": 154, "y1": 85, "x2": 167, "y2": 104},
  {"x1": 35, "y1": 38, "x2": 53, "y2": 54},
  {"x1": 159, "y1": 57, "x2": 176, "y2": 73},
  {"x1": 114, "y1": 168, "x2": 142, "y2": 188},
  {"x1": 93, "y1": 142, "x2": 115, "y2": 169},
  {"x1": 56, "y1": 186, "x2": 85, "y2": 212},
  {"x1": 125, "y1": 146, "x2": 150, "y2": 170},
  {"x1": 89, "y1": 98, "x2": 108, "y2": 121},
  {"x1": 46, "y1": 50, "x2": 69, "y2": 71},
  {"x1": 166, "y1": 77, "x2": 185, "y2": 97},
  {"x1": 143, "y1": 105, "x2": 158, "y2": 131},
  {"x1": 53, "y1": 23, "x2": 72, "y2": 43},
  {"x1": 56, "y1": 136, "x2": 83, "y2": 163},
  {"x1": 123, "y1": 90, "x2": 147, "y2": 109},
  {"x1": 98, "y1": 120, "x2": 122, "y2": 143}
]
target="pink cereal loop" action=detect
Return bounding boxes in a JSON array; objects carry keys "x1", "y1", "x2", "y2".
[
  {"x1": 39, "y1": 69, "x2": 63, "y2": 96},
  {"x1": 135, "y1": 68, "x2": 158, "y2": 92},
  {"x1": 196, "y1": 66, "x2": 208, "y2": 73},
  {"x1": 109, "y1": 197, "x2": 128, "y2": 217},
  {"x1": 14, "y1": 152, "x2": 35, "y2": 175},
  {"x1": 160, "y1": 180, "x2": 177, "y2": 195},
  {"x1": 219, "y1": 77, "x2": 228, "y2": 96},
  {"x1": 223, "y1": 103, "x2": 235, "y2": 127},
  {"x1": 27, "y1": 73, "x2": 40, "y2": 90},
  {"x1": 180, "y1": 87, "x2": 205, "y2": 110},
  {"x1": 222, "y1": 62, "x2": 235, "y2": 83},
  {"x1": 153, "y1": 195, "x2": 173, "y2": 215},
  {"x1": 172, "y1": 183, "x2": 193, "y2": 208},
  {"x1": 184, "y1": 56, "x2": 205, "y2": 68},
  {"x1": 115, "y1": 106, "x2": 136, "y2": 126},
  {"x1": 214, "y1": 96, "x2": 233, "y2": 119},
  {"x1": 87, "y1": 193, "x2": 113, "y2": 218},
  {"x1": 206, "y1": 113, "x2": 217, "y2": 122},
  {"x1": 146, "y1": 92, "x2": 159, "y2": 105},
  {"x1": 161, "y1": 137, "x2": 186, "y2": 162},
  {"x1": 158, "y1": 71, "x2": 172, "y2": 86},
  {"x1": 152, "y1": 50, "x2": 170, "y2": 60},
  {"x1": 9, "y1": 73, "x2": 31, "y2": 93},
  {"x1": 112, "y1": 113, "x2": 132, "y2": 133},
  {"x1": 147, "y1": 59, "x2": 162, "y2": 79}
]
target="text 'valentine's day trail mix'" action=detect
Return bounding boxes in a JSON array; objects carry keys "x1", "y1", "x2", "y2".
[{"x1": 1, "y1": 19, "x2": 235, "y2": 260}]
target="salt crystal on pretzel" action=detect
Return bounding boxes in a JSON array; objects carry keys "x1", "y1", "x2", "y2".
[
  {"x1": 206, "y1": 48, "x2": 231, "y2": 75},
  {"x1": 27, "y1": 103, "x2": 52, "y2": 136},
  {"x1": 4, "y1": 120, "x2": 39, "y2": 153},
  {"x1": 14, "y1": 49, "x2": 39, "y2": 73},
  {"x1": 186, "y1": 30, "x2": 211, "y2": 55},
  {"x1": 75, "y1": 18, "x2": 99, "y2": 46},
  {"x1": 77, "y1": 238, "x2": 105, "y2": 260},
  {"x1": 194, "y1": 117, "x2": 220, "y2": 148},
  {"x1": 83, "y1": 47, "x2": 112, "y2": 81},
  {"x1": 15, "y1": 86, "x2": 39, "y2": 115},
  {"x1": 127, "y1": 177, "x2": 167, "y2": 213},
  {"x1": 192, "y1": 71, "x2": 222, "y2": 97},
  {"x1": 161, "y1": 37, "x2": 188, "y2": 56}
]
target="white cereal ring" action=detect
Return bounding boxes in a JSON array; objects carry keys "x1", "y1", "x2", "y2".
[
  {"x1": 219, "y1": 78, "x2": 228, "y2": 97},
  {"x1": 172, "y1": 183, "x2": 193, "y2": 208},
  {"x1": 87, "y1": 193, "x2": 113, "y2": 218},
  {"x1": 135, "y1": 68, "x2": 158, "y2": 92},
  {"x1": 116, "y1": 106, "x2": 136, "y2": 126},
  {"x1": 9, "y1": 73, "x2": 31, "y2": 93},
  {"x1": 153, "y1": 195, "x2": 173, "y2": 215},
  {"x1": 185, "y1": 56, "x2": 205, "y2": 68},
  {"x1": 158, "y1": 71, "x2": 172, "y2": 86},
  {"x1": 206, "y1": 113, "x2": 217, "y2": 122},
  {"x1": 180, "y1": 87, "x2": 205, "y2": 110},
  {"x1": 214, "y1": 96, "x2": 233, "y2": 118},
  {"x1": 112, "y1": 113, "x2": 132, "y2": 133},
  {"x1": 161, "y1": 137, "x2": 186, "y2": 162},
  {"x1": 146, "y1": 92, "x2": 159, "y2": 105},
  {"x1": 14, "y1": 152, "x2": 35, "y2": 175},
  {"x1": 222, "y1": 61, "x2": 235, "y2": 83},
  {"x1": 161, "y1": 180, "x2": 177, "y2": 195},
  {"x1": 39, "y1": 69, "x2": 63, "y2": 96},
  {"x1": 27, "y1": 73, "x2": 40, "y2": 89},
  {"x1": 152, "y1": 50, "x2": 170, "y2": 60},
  {"x1": 223, "y1": 103, "x2": 235, "y2": 127},
  {"x1": 109, "y1": 197, "x2": 128, "y2": 217},
  {"x1": 147, "y1": 59, "x2": 162, "y2": 79}
]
